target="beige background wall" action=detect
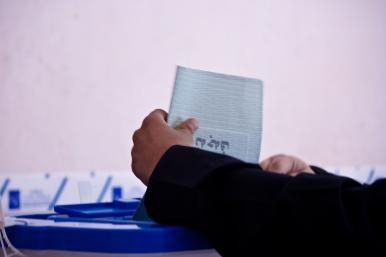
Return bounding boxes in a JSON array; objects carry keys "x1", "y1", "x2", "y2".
[{"x1": 1, "y1": 0, "x2": 385, "y2": 174}]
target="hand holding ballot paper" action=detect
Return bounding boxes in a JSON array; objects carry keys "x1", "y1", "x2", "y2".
[
  {"x1": 131, "y1": 66, "x2": 264, "y2": 186},
  {"x1": 131, "y1": 66, "x2": 264, "y2": 221}
]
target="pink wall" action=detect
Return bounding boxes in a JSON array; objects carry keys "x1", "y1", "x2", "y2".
[{"x1": 0, "y1": 0, "x2": 386, "y2": 173}]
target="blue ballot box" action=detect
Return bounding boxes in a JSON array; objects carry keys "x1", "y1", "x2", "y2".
[{"x1": 6, "y1": 199, "x2": 219, "y2": 257}]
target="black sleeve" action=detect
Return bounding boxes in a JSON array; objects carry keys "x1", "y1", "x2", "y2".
[
  {"x1": 144, "y1": 145, "x2": 386, "y2": 256},
  {"x1": 310, "y1": 165, "x2": 334, "y2": 175}
]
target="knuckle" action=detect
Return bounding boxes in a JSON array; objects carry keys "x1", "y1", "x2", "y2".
[
  {"x1": 132, "y1": 129, "x2": 141, "y2": 143},
  {"x1": 151, "y1": 108, "x2": 167, "y2": 120},
  {"x1": 130, "y1": 146, "x2": 135, "y2": 156},
  {"x1": 142, "y1": 115, "x2": 152, "y2": 127},
  {"x1": 152, "y1": 108, "x2": 164, "y2": 115},
  {"x1": 270, "y1": 158, "x2": 286, "y2": 169}
]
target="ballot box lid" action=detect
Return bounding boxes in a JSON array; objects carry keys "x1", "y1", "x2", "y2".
[
  {"x1": 6, "y1": 199, "x2": 213, "y2": 254},
  {"x1": 53, "y1": 198, "x2": 139, "y2": 217}
]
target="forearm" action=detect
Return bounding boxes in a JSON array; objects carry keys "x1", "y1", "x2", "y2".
[{"x1": 144, "y1": 145, "x2": 386, "y2": 255}]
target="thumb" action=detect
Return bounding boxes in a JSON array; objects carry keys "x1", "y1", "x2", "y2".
[{"x1": 176, "y1": 118, "x2": 199, "y2": 135}]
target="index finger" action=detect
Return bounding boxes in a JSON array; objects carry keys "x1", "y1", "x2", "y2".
[{"x1": 149, "y1": 109, "x2": 168, "y2": 122}]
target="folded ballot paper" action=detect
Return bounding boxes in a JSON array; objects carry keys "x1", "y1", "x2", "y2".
[
  {"x1": 168, "y1": 66, "x2": 264, "y2": 163},
  {"x1": 133, "y1": 66, "x2": 263, "y2": 221}
]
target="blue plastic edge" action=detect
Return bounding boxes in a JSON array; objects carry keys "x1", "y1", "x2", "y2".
[
  {"x1": 7, "y1": 199, "x2": 213, "y2": 253},
  {"x1": 6, "y1": 224, "x2": 212, "y2": 253}
]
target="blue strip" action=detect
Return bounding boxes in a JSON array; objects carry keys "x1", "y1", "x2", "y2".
[
  {"x1": 366, "y1": 169, "x2": 375, "y2": 184},
  {"x1": 0, "y1": 178, "x2": 10, "y2": 197},
  {"x1": 97, "y1": 176, "x2": 112, "y2": 203},
  {"x1": 48, "y1": 177, "x2": 68, "y2": 210},
  {"x1": 6, "y1": 222, "x2": 212, "y2": 253}
]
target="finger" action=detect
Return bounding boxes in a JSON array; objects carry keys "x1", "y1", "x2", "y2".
[
  {"x1": 142, "y1": 109, "x2": 168, "y2": 128},
  {"x1": 269, "y1": 157, "x2": 292, "y2": 173},
  {"x1": 261, "y1": 154, "x2": 289, "y2": 171},
  {"x1": 259, "y1": 158, "x2": 272, "y2": 170},
  {"x1": 176, "y1": 118, "x2": 199, "y2": 135},
  {"x1": 150, "y1": 109, "x2": 168, "y2": 121},
  {"x1": 289, "y1": 155, "x2": 314, "y2": 174}
]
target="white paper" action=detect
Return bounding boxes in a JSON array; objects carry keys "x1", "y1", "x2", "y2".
[{"x1": 168, "y1": 66, "x2": 263, "y2": 163}]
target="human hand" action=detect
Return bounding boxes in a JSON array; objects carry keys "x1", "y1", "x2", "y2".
[
  {"x1": 131, "y1": 109, "x2": 199, "y2": 185},
  {"x1": 259, "y1": 154, "x2": 314, "y2": 176}
]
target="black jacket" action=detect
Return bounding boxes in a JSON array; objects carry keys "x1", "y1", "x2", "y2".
[{"x1": 144, "y1": 145, "x2": 386, "y2": 256}]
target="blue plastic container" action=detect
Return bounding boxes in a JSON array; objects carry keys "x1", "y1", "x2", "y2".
[{"x1": 6, "y1": 199, "x2": 219, "y2": 256}]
